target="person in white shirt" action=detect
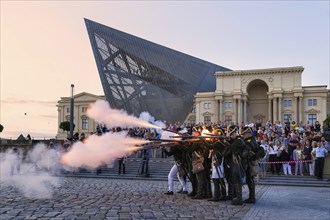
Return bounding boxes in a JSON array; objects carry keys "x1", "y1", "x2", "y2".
[
  {"x1": 312, "y1": 142, "x2": 328, "y2": 180},
  {"x1": 268, "y1": 142, "x2": 280, "y2": 175},
  {"x1": 259, "y1": 140, "x2": 268, "y2": 179}
]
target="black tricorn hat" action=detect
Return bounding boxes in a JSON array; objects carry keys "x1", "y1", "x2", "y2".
[
  {"x1": 227, "y1": 125, "x2": 238, "y2": 135},
  {"x1": 241, "y1": 126, "x2": 253, "y2": 135}
]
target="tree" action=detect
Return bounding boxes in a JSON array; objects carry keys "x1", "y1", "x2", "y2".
[
  {"x1": 59, "y1": 121, "x2": 75, "y2": 132},
  {"x1": 323, "y1": 115, "x2": 330, "y2": 125},
  {"x1": 0, "y1": 124, "x2": 3, "y2": 133}
]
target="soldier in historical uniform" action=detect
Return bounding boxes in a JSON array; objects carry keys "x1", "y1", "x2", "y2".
[
  {"x1": 163, "y1": 143, "x2": 189, "y2": 195},
  {"x1": 224, "y1": 125, "x2": 246, "y2": 205},
  {"x1": 203, "y1": 127, "x2": 228, "y2": 202},
  {"x1": 186, "y1": 127, "x2": 209, "y2": 199},
  {"x1": 241, "y1": 126, "x2": 261, "y2": 203}
]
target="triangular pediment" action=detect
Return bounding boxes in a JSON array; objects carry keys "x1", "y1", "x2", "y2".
[
  {"x1": 202, "y1": 111, "x2": 213, "y2": 116},
  {"x1": 305, "y1": 108, "x2": 320, "y2": 113},
  {"x1": 59, "y1": 92, "x2": 105, "y2": 103}
]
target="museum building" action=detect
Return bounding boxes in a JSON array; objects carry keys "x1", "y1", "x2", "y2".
[{"x1": 190, "y1": 66, "x2": 330, "y2": 125}]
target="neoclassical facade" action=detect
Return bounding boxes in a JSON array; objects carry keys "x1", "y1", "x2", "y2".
[
  {"x1": 190, "y1": 66, "x2": 330, "y2": 125},
  {"x1": 56, "y1": 92, "x2": 105, "y2": 139}
]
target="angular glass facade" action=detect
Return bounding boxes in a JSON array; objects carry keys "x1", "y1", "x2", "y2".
[{"x1": 85, "y1": 19, "x2": 230, "y2": 122}]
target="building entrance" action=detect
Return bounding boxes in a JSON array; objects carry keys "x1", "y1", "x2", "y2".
[{"x1": 246, "y1": 79, "x2": 269, "y2": 124}]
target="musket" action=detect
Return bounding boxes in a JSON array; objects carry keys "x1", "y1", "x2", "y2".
[
  {"x1": 169, "y1": 135, "x2": 229, "y2": 139},
  {"x1": 148, "y1": 138, "x2": 201, "y2": 143}
]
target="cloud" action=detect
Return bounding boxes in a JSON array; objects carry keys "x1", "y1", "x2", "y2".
[
  {"x1": 1, "y1": 98, "x2": 56, "y2": 107},
  {"x1": 40, "y1": 114, "x2": 57, "y2": 119}
]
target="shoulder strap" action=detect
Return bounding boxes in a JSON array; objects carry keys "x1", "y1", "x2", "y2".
[{"x1": 194, "y1": 151, "x2": 202, "y2": 158}]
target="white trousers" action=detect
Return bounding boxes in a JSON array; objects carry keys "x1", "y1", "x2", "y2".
[
  {"x1": 309, "y1": 162, "x2": 315, "y2": 176},
  {"x1": 168, "y1": 164, "x2": 187, "y2": 192},
  {"x1": 282, "y1": 163, "x2": 292, "y2": 175}
]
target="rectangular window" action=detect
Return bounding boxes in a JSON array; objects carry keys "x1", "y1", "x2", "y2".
[
  {"x1": 66, "y1": 107, "x2": 70, "y2": 113},
  {"x1": 283, "y1": 114, "x2": 292, "y2": 123},
  {"x1": 82, "y1": 118, "x2": 88, "y2": 130},
  {"x1": 308, "y1": 99, "x2": 317, "y2": 106},
  {"x1": 283, "y1": 99, "x2": 292, "y2": 107},
  {"x1": 308, "y1": 114, "x2": 317, "y2": 125},
  {"x1": 82, "y1": 107, "x2": 87, "y2": 113},
  {"x1": 313, "y1": 99, "x2": 317, "y2": 106},
  {"x1": 204, "y1": 102, "x2": 211, "y2": 109},
  {"x1": 204, "y1": 116, "x2": 211, "y2": 123},
  {"x1": 225, "y1": 102, "x2": 232, "y2": 109},
  {"x1": 224, "y1": 115, "x2": 232, "y2": 125}
]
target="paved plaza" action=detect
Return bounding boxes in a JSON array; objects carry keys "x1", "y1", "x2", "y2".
[{"x1": 0, "y1": 176, "x2": 329, "y2": 220}]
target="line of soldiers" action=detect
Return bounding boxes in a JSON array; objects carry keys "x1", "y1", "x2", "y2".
[{"x1": 162, "y1": 124, "x2": 265, "y2": 205}]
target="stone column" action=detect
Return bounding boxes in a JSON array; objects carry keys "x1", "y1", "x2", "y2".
[
  {"x1": 293, "y1": 97, "x2": 298, "y2": 122},
  {"x1": 268, "y1": 98, "x2": 272, "y2": 122},
  {"x1": 243, "y1": 99, "x2": 247, "y2": 124},
  {"x1": 219, "y1": 100, "x2": 223, "y2": 123},
  {"x1": 233, "y1": 99, "x2": 237, "y2": 124},
  {"x1": 273, "y1": 98, "x2": 277, "y2": 123},
  {"x1": 278, "y1": 97, "x2": 282, "y2": 123},
  {"x1": 298, "y1": 96, "x2": 303, "y2": 123},
  {"x1": 196, "y1": 101, "x2": 200, "y2": 123},
  {"x1": 237, "y1": 99, "x2": 242, "y2": 124}
]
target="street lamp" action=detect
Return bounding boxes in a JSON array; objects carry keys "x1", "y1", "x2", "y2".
[{"x1": 70, "y1": 84, "x2": 74, "y2": 140}]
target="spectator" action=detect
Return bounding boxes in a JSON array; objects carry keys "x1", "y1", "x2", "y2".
[
  {"x1": 279, "y1": 146, "x2": 292, "y2": 175},
  {"x1": 312, "y1": 141, "x2": 328, "y2": 180},
  {"x1": 10, "y1": 148, "x2": 21, "y2": 176},
  {"x1": 303, "y1": 140, "x2": 313, "y2": 175},
  {"x1": 293, "y1": 145, "x2": 304, "y2": 175},
  {"x1": 288, "y1": 134, "x2": 299, "y2": 157},
  {"x1": 140, "y1": 148, "x2": 150, "y2": 176},
  {"x1": 259, "y1": 139, "x2": 268, "y2": 179},
  {"x1": 118, "y1": 156, "x2": 127, "y2": 175},
  {"x1": 315, "y1": 121, "x2": 321, "y2": 133},
  {"x1": 268, "y1": 142, "x2": 280, "y2": 175}
]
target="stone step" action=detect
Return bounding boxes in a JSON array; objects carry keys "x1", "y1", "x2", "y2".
[{"x1": 63, "y1": 158, "x2": 330, "y2": 188}]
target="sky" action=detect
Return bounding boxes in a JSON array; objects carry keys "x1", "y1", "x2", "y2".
[{"x1": 1, "y1": 1, "x2": 329, "y2": 139}]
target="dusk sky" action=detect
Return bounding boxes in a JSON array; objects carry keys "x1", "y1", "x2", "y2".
[{"x1": 1, "y1": 1, "x2": 329, "y2": 139}]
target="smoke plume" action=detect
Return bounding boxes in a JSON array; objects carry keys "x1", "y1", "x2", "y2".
[
  {"x1": 60, "y1": 131, "x2": 149, "y2": 168},
  {"x1": 0, "y1": 145, "x2": 60, "y2": 199},
  {"x1": 87, "y1": 100, "x2": 161, "y2": 129}
]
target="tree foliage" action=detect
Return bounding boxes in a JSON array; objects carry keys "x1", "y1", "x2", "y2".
[{"x1": 59, "y1": 121, "x2": 75, "y2": 131}]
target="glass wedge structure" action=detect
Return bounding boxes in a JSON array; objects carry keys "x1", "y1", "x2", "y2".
[{"x1": 85, "y1": 18, "x2": 230, "y2": 123}]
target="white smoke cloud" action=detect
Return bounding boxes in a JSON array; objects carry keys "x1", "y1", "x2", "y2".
[
  {"x1": 139, "y1": 111, "x2": 166, "y2": 134},
  {"x1": 60, "y1": 131, "x2": 149, "y2": 168},
  {"x1": 0, "y1": 146, "x2": 60, "y2": 199},
  {"x1": 87, "y1": 100, "x2": 161, "y2": 129}
]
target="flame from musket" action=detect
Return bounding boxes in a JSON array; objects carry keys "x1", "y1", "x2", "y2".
[
  {"x1": 87, "y1": 100, "x2": 161, "y2": 129},
  {"x1": 201, "y1": 129, "x2": 211, "y2": 140}
]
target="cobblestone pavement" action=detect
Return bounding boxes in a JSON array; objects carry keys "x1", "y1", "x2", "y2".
[
  {"x1": 0, "y1": 177, "x2": 266, "y2": 220},
  {"x1": 0, "y1": 177, "x2": 329, "y2": 220},
  {"x1": 242, "y1": 185, "x2": 330, "y2": 220}
]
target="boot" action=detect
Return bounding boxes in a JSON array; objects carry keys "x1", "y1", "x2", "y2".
[
  {"x1": 191, "y1": 194, "x2": 204, "y2": 199},
  {"x1": 206, "y1": 177, "x2": 212, "y2": 198},
  {"x1": 244, "y1": 182, "x2": 256, "y2": 203},
  {"x1": 188, "y1": 191, "x2": 197, "y2": 197},
  {"x1": 227, "y1": 183, "x2": 233, "y2": 200},
  {"x1": 231, "y1": 184, "x2": 243, "y2": 205},
  {"x1": 219, "y1": 178, "x2": 227, "y2": 201},
  {"x1": 208, "y1": 179, "x2": 220, "y2": 202}
]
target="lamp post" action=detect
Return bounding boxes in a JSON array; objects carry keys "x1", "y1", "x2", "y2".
[{"x1": 70, "y1": 84, "x2": 74, "y2": 140}]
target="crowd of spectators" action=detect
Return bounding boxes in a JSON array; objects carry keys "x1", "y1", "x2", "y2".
[{"x1": 61, "y1": 119, "x2": 330, "y2": 179}]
